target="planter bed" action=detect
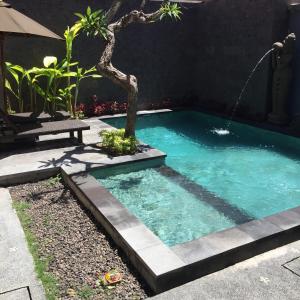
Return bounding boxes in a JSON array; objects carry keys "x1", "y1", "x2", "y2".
[{"x1": 9, "y1": 177, "x2": 149, "y2": 300}]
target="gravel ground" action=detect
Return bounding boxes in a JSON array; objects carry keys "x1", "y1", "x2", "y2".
[{"x1": 9, "y1": 176, "x2": 149, "y2": 300}]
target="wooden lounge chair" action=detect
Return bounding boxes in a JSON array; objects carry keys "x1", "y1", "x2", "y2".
[
  {"x1": 0, "y1": 106, "x2": 90, "y2": 144},
  {"x1": 13, "y1": 119, "x2": 90, "y2": 143}
]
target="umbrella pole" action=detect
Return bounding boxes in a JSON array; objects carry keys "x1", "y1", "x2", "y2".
[
  {"x1": 0, "y1": 33, "x2": 6, "y2": 112},
  {"x1": 0, "y1": 33, "x2": 17, "y2": 131}
]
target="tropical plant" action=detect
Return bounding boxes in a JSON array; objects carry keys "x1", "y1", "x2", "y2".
[
  {"x1": 32, "y1": 56, "x2": 76, "y2": 115},
  {"x1": 5, "y1": 63, "x2": 27, "y2": 112},
  {"x1": 100, "y1": 128, "x2": 137, "y2": 155},
  {"x1": 75, "y1": 2, "x2": 182, "y2": 137},
  {"x1": 64, "y1": 24, "x2": 81, "y2": 116}
]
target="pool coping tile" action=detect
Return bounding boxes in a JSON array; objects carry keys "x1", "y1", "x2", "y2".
[
  {"x1": 62, "y1": 148, "x2": 166, "y2": 175},
  {"x1": 265, "y1": 210, "x2": 300, "y2": 230},
  {"x1": 118, "y1": 224, "x2": 163, "y2": 251}
]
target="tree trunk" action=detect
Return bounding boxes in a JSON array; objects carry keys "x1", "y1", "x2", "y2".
[
  {"x1": 97, "y1": 7, "x2": 165, "y2": 137},
  {"x1": 125, "y1": 76, "x2": 138, "y2": 137}
]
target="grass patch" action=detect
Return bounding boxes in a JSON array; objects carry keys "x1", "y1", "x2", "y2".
[
  {"x1": 77, "y1": 285, "x2": 97, "y2": 299},
  {"x1": 13, "y1": 200, "x2": 59, "y2": 300}
]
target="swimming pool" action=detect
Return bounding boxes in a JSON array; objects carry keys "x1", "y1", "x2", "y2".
[{"x1": 91, "y1": 111, "x2": 300, "y2": 246}]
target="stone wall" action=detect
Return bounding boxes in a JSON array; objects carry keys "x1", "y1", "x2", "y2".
[
  {"x1": 193, "y1": 0, "x2": 289, "y2": 121},
  {"x1": 5, "y1": 0, "x2": 290, "y2": 120}
]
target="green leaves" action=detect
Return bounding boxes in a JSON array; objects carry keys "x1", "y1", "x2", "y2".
[
  {"x1": 75, "y1": 7, "x2": 108, "y2": 39},
  {"x1": 5, "y1": 62, "x2": 27, "y2": 111},
  {"x1": 160, "y1": 2, "x2": 182, "y2": 21},
  {"x1": 5, "y1": 79, "x2": 19, "y2": 100}
]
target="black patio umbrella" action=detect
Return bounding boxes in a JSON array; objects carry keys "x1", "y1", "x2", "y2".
[{"x1": 0, "y1": 0, "x2": 62, "y2": 129}]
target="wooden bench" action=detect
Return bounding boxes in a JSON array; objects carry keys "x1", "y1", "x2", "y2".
[{"x1": 14, "y1": 119, "x2": 90, "y2": 143}]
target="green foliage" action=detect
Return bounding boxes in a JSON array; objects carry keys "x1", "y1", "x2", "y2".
[
  {"x1": 160, "y1": 2, "x2": 182, "y2": 20},
  {"x1": 64, "y1": 25, "x2": 81, "y2": 64},
  {"x1": 5, "y1": 23, "x2": 102, "y2": 116},
  {"x1": 13, "y1": 200, "x2": 59, "y2": 300},
  {"x1": 5, "y1": 63, "x2": 26, "y2": 112},
  {"x1": 75, "y1": 7, "x2": 108, "y2": 39},
  {"x1": 64, "y1": 24, "x2": 81, "y2": 117},
  {"x1": 46, "y1": 174, "x2": 62, "y2": 187},
  {"x1": 100, "y1": 129, "x2": 138, "y2": 156},
  {"x1": 32, "y1": 56, "x2": 77, "y2": 115}
]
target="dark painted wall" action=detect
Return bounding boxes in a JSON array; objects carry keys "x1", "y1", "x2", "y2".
[
  {"x1": 193, "y1": 0, "x2": 289, "y2": 120},
  {"x1": 5, "y1": 0, "x2": 290, "y2": 120},
  {"x1": 288, "y1": 3, "x2": 300, "y2": 118},
  {"x1": 6, "y1": 0, "x2": 198, "y2": 109}
]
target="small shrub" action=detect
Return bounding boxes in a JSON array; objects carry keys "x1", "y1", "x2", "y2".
[
  {"x1": 99, "y1": 129, "x2": 137, "y2": 156},
  {"x1": 46, "y1": 174, "x2": 62, "y2": 187}
]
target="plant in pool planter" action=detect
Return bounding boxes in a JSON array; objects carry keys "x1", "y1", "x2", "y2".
[
  {"x1": 99, "y1": 129, "x2": 138, "y2": 156},
  {"x1": 75, "y1": 2, "x2": 182, "y2": 137}
]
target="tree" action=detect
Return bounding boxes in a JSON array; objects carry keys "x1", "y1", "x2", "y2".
[{"x1": 75, "y1": 1, "x2": 181, "y2": 137}]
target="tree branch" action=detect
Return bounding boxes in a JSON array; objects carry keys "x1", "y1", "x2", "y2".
[{"x1": 105, "y1": 0, "x2": 125, "y2": 23}]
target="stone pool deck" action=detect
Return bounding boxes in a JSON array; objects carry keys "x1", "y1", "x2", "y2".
[
  {"x1": 152, "y1": 240, "x2": 300, "y2": 300},
  {"x1": 0, "y1": 118, "x2": 111, "y2": 185},
  {"x1": 1, "y1": 115, "x2": 300, "y2": 298}
]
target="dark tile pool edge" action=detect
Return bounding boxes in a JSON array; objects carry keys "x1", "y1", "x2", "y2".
[
  {"x1": 97, "y1": 109, "x2": 174, "y2": 120},
  {"x1": 62, "y1": 163, "x2": 300, "y2": 294},
  {"x1": 62, "y1": 170, "x2": 185, "y2": 293}
]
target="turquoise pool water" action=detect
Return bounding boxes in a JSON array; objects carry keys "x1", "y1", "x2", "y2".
[{"x1": 92, "y1": 111, "x2": 300, "y2": 246}]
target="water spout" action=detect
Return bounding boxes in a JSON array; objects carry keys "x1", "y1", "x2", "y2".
[{"x1": 214, "y1": 48, "x2": 274, "y2": 136}]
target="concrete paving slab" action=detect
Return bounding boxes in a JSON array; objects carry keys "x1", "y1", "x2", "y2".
[
  {"x1": 151, "y1": 240, "x2": 300, "y2": 300},
  {"x1": 0, "y1": 287, "x2": 30, "y2": 300},
  {"x1": 284, "y1": 256, "x2": 300, "y2": 276},
  {"x1": 0, "y1": 189, "x2": 45, "y2": 299}
]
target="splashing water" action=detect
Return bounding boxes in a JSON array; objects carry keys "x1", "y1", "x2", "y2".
[
  {"x1": 213, "y1": 48, "x2": 274, "y2": 136},
  {"x1": 211, "y1": 128, "x2": 230, "y2": 135}
]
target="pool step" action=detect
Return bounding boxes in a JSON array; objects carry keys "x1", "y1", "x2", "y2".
[{"x1": 157, "y1": 165, "x2": 254, "y2": 225}]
